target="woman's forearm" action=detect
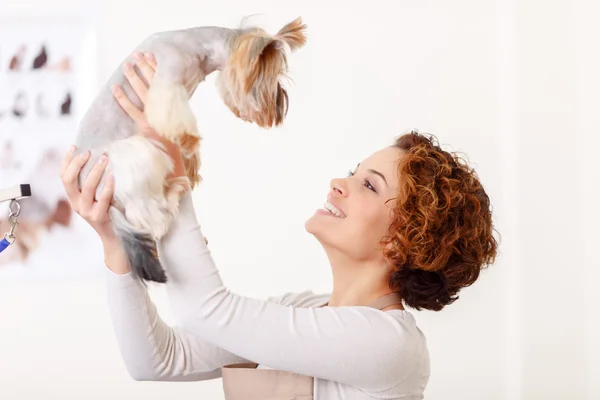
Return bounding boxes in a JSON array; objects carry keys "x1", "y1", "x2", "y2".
[
  {"x1": 101, "y1": 216, "x2": 249, "y2": 382},
  {"x1": 102, "y1": 235, "x2": 132, "y2": 275},
  {"x1": 105, "y1": 266, "x2": 246, "y2": 382}
]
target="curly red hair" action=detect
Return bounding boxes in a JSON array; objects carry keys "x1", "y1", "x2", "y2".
[{"x1": 382, "y1": 132, "x2": 498, "y2": 311}]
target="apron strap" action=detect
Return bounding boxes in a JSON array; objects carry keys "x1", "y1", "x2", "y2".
[{"x1": 366, "y1": 292, "x2": 403, "y2": 310}]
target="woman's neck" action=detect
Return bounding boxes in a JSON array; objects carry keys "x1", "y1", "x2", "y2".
[{"x1": 325, "y1": 248, "x2": 401, "y2": 309}]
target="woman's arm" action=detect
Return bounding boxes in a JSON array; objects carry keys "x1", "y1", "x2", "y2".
[
  {"x1": 60, "y1": 137, "x2": 252, "y2": 382},
  {"x1": 158, "y1": 195, "x2": 414, "y2": 392},
  {"x1": 106, "y1": 53, "x2": 411, "y2": 390},
  {"x1": 103, "y1": 237, "x2": 251, "y2": 381}
]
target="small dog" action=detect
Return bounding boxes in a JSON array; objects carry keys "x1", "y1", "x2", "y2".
[{"x1": 73, "y1": 17, "x2": 307, "y2": 283}]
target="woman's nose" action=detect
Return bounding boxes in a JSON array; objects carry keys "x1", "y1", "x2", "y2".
[{"x1": 329, "y1": 177, "x2": 349, "y2": 197}]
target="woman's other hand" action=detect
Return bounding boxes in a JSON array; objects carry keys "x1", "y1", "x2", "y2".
[
  {"x1": 60, "y1": 147, "x2": 116, "y2": 241},
  {"x1": 112, "y1": 52, "x2": 186, "y2": 180},
  {"x1": 61, "y1": 148, "x2": 131, "y2": 274}
]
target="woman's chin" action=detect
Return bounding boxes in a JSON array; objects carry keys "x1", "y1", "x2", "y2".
[
  {"x1": 305, "y1": 214, "x2": 337, "y2": 243},
  {"x1": 304, "y1": 215, "x2": 317, "y2": 235}
]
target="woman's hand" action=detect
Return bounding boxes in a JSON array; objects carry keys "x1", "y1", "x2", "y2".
[
  {"x1": 61, "y1": 149, "x2": 131, "y2": 273},
  {"x1": 112, "y1": 52, "x2": 186, "y2": 180},
  {"x1": 60, "y1": 147, "x2": 116, "y2": 241}
]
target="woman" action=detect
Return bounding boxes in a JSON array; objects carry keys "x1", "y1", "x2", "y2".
[{"x1": 60, "y1": 53, "x2": 498, "y2": 399}]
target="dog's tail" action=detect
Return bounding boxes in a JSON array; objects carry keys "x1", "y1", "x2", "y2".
[{"x1": 109, "y1": 205, "x2": 167, "y2": 283}]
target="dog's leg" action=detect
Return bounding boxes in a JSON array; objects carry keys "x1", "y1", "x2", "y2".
[
  {"x1": 179, "y1": 133, "x2": 202, "y2": 188},
  {"x1": 146, "y1": 81, "x2": 198, "y2": 143},
  {"x1": 144, "y1": 50, "x2": 201, "y2": 146},
  {"x1": 183, "y1": 152, "x2": 201, "y2": 189},
  {"x1": 108, "y1": 135, "x2": 177, "y2": 240},
  {"x1": 164, "y1": 176, "x2": 191, "y2": 216}
]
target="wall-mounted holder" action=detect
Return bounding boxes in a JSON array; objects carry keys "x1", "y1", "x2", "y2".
[{"x1": 0, "y1": 184, "x2": 32, "y2": 253}]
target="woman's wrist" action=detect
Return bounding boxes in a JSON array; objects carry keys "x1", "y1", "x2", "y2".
[{"x1": 101, "y1": 234, "x2": 132, "y2": 275}]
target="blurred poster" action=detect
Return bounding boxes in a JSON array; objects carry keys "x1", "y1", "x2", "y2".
[{"x1": 0, "y1": 15, "x2": 103, "y2": 280}]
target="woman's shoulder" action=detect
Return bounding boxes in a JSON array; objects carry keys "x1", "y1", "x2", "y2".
[
  {"x1": 268, "y1": 291, "x2": 430, "y2": 385},
  {"x1": 266, "y1": 291, "x2": 423, "y2": 332},
  {"x1": 266, "y1": 291, "x2": 429, "y2": 362},
  {"x1": 265, "y1": 290, "x2": 330, "y2": 308}
]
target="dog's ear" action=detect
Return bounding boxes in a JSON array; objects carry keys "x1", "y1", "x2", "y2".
[
  {"x1": 275, "y1": 17, "x2": 307, "y2": 52},
  {"x1": 247, "y1": 35, "x2": 277, "y2": 62},
  {"x1": 242, "y1": 36, "x2": 287, "y2": 94},
  {"x1": 275, "y1": 81, "x2": 289, "y2": 125}
]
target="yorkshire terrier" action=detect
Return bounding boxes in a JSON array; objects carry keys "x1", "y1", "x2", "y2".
[{"x1": 73, "y1": 17, "x2": 307, "y2": 283}]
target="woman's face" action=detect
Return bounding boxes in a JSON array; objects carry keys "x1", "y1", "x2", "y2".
[{"x1": 305, "y1": 146, "x2": 403, "y2": 261}]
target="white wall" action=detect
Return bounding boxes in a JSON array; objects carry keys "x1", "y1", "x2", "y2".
[
  {"x1": 574, "y1": 1, "x2": 600, "y2": 399},
  {"x1": 0, "y1": 1, "x2": 597, "y2": 399},
  {"x1": 516, "y1": 1, "x2": 600, "y2": 398}
]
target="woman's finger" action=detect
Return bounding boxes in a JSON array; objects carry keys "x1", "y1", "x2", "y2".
[
  {"x1": 60, "y1": 145, "x2": 77, "y2": 178},
  {"x1": 80, "y1": 154, "x2": 108, "y2": 206},
  {"x1": 112, "y1": 84, "x2": 146, "y2": 126},
  {"x1": 143, "y1": 52, "x2": 157, "y2": 70},
  {"x1": 122, "y1": 61, "x2": 148, "y2": 103},
  {"x1": 133, "y1": 52, "x2": 156, "y2": 85},
  {"x1": 94, "y1": 172, "x2": 115, "y2": 217},
  {"x1": 61, "y1": 150, "x2": 90, "y2": 202}
]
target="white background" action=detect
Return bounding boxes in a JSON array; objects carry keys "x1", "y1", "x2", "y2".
[{"x1": 0, "y1": 1, "x2": 598, "y2": 399}]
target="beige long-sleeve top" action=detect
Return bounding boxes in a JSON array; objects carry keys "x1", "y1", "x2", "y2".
[{"x1": 105, "y1": 192, "x2": 430, "y2": 399}]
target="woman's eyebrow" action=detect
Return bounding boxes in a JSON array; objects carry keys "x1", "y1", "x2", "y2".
[{"x1": 356, "y1": 163, "x2": 388, "y2": 186}]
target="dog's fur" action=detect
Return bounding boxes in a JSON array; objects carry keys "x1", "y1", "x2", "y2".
[{"x1": 73, "y1": 17, "x2": 307, "y2": 283}]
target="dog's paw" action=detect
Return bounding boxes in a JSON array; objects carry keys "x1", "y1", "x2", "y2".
[
  {"x1": 146, "y1": 82, "x2": 198, "y2": 142},
  {"x1": 166, "y1": 176, "x2": 192, "y2": 198},
  {"x1": 183, "y1": 152, "x2": 202, "y2": 189},
  {"x1": 178, "y1": 133, "x2": 201, "y2": 157}
]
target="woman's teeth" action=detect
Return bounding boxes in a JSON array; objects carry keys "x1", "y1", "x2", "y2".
[{"x1": 323, "y1": 201, "x2": 345, "y2": 217}]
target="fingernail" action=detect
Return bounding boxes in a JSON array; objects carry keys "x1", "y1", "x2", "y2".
[
  {"x1": 98, "y1": 154, "x2": 107, "y2": 164},
  {"x1": 134, "y1": 52, "x2": 143, "y2": 60},
  {"x1": 107, "y1": 173, "x2": 115, "y2": 183},
  {"x1": 69, "y1": 145, "x2": 76, "y2": 153},
  {"x1": 80, "y1": 150, "x2": 90, "y2": 159},
  {"x1": 144, "y1": 52, "x2": 154, "y2": 61},
  {"x1": 122, "y1": 62, "x2": 131, "y2": 71}
]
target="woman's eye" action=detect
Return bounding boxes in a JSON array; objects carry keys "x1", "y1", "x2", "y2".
[
  {"x1": 364, "y1": 179, "x2": 376, "y2": 192},
  {"x1": 348, "y1": 170, "x2": 376, "y2": 193}
]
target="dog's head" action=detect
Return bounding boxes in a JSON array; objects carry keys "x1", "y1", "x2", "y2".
[{"x1": 217, "y1": 17, "x2": 307, "y2": 128}]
